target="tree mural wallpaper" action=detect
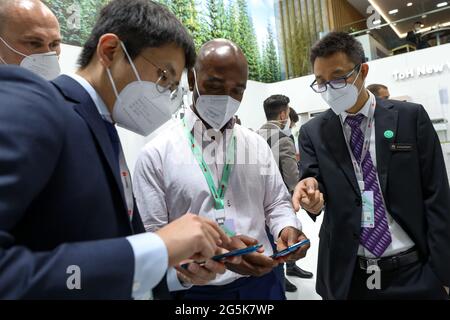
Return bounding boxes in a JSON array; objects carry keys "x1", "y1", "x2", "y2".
[{"x1": 44, "y1": 0, "x2": 281, "y2": 83}]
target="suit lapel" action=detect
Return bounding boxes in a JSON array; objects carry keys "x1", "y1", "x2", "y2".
[
  {"x1": 322, "y1": 110, "x2": 360, "y2": 196},
  {"x1": 374, "y1": 100, "x2": 398, "y2": 201},
  {"x1": 51, "y1": 75, "x2": 129, "y2": 217}
]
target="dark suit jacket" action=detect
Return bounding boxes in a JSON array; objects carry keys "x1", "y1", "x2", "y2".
[
  {"x1": 0, "y1": 66, "x2": 163, "y2": 299},
  {"x1": 298, "y1": 98, "x2": 450, "y2": 299}
]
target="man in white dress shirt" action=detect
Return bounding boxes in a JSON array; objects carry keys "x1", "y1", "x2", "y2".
[{"x1": 133, "y1": 39, "x2": 310, "y2": 300}]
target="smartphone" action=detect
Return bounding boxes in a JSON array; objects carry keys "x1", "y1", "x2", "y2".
[
  {"x1": 211, "y1": 244, "x2": 263, "y2": 261},
  {"x1": 271, "y1": 239, "x2": 310, "y2": 259},
  {"x1": 181, "y1": 244, "x2": 263, "y2": 269}
]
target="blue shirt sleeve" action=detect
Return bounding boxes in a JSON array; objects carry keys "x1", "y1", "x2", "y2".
[
  {"x1": 167, "y1": 267, "x2": 193, "y2": 292},
  {"x1": 126, "y1": 233, "x2": 168, "y2": 300}
]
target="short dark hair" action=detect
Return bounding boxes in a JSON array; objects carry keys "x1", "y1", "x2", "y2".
[
  {"x1": 264, "y1": 95, "x2": 290, "y2": 121},
  {"x1": 367, "y1": 84, "x2": 388, "y2": 96},
  {"x1": 310, "y1": 32, "x2": 365, "y2": 66},
  {"x1": 289, "y1": 107, "x2": 299, "y2": 123},
  {"x1": 78, "y1": 0, "x2": 196, "y2": 69}
]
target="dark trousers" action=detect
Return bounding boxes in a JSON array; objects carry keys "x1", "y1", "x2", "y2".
[
  {"x1": 347, "y1": 260, "x2": 448, "y2": 300},
  {"x1": 174, "y1": 269, "x2": 286, "y2": 300}
]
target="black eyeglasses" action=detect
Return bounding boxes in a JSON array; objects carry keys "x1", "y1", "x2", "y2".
[{"x1": 310, "y1": 64, "x2": 361, "y2": 93}]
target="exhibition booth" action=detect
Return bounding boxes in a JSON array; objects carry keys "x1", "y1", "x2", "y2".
[{"x1": 58, "y1": 42, "x2": 450, "y2": 177}]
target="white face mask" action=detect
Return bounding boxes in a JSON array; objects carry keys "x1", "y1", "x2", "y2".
[
  {"x1": 107, "y1": 42, "x2": 182, "y2": 136},
  {"x1": 0, "y1": 37, "x2": 61, "y2": 80},
  {"x1": 281, "y1": 117, "x2": 291, "y2": 136},
  {"x1": 320, "y1": 66, "x2": 364, "y2": 115},
  {"x1": 193, "y1": 69, "x2": 241, "y2": 130}
]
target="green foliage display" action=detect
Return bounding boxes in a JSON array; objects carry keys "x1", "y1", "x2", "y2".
[
  {"x1": 233, "y1": 0, "x2": 260, "y2": 81},
  {"x1": 45, "y1": 0, "x2": 281, "y2": 83},
  {"x1": 44, "y1": 0, "x2": 109, "y2": 46},
  {"x1": 287, "y1": 19, "x2": 312, "y2": 78},
  {"x1": 261, "y1": 23, "x2": 281, "y2": 83}
]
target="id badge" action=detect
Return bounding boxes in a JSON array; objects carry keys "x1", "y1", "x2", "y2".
[
  {"x1": 222, "y1": 219, "x2": 236, "y2": 237},
  {"x1": 214, "y1": 209, "x2": 236, "y2": 237},
  {"x1": 361, "y1": 191, "x2": 375, "y2": 228}
]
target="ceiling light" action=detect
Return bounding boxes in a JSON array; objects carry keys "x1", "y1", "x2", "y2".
[
  {"x1": 407, "y1": 2, "x2": 413, "y2": 6},
  {"x1": 368, "y1": 0, "x2": 402, "y2": 38},
  {"x1": 437, "y1": 2, "x2": 448, "y2": 8},
  {"x1": 389, "y1": 9, "x2": 399, "y2": 14}
]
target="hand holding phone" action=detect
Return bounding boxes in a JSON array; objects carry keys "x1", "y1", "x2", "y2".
[
  {"x1": 271, "y1": 239, "x2": 310, "y2": 259},
  {"x1": 181, "y1": 244, "x2": 263, "y2": 269},
  {"x1": 212, "y1": 244, "x2": 263, "y2": 261}
]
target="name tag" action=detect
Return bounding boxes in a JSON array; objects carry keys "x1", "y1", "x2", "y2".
[
  {"x1": 390, "y1": 143, "x2": 414, "y2": 152},
  {"x1": 222, "y1": 219, "x2": 236, "y2": 237},
  {"x1": 206, "y1": 210, "x2": 236, "y2": 237},
  {"x1": 362, "y1": 191, "x2": 375, "y2": 228}
]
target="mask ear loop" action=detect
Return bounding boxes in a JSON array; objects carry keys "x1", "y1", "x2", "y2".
[
  {"x1": 106, "y1": 68, "x2": 121, "y2": 100},
  {"x1": 352, "y1": 64, "x2": 366, "y2": 97},
  {"x1": 0, "y1": 36, "x2": 27, "y2": 58},
  {"x1": 105, "y1": 41, "x2": 142, "y2": 105},
  {"x1": 0, "y1": 55, "x2": 6, "y2": 64},
  {"x1": 120, "y1": 41, "x2": 143, "y2": 83},
  {"x1": 192, "y1": 68, "x2": 202, "y2": 108}
]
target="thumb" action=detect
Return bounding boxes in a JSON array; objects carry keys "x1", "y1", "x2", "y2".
[
  {"x1": 288, "y1": 229, "x2": 297, "y2": 247},
  {"x1": 305, "y1": 178, "x2": 317, "y2": 195},
  {"x1": 236, "y1": 235, "x2": 258, "y2": 246},
  {"x1": 292, "y1": 182, "x2": 307, "y2": 211}
]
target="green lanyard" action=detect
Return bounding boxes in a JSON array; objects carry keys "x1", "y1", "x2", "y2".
[{"x1": 182, "y1": 118, "x2": 236, "y2": 212}]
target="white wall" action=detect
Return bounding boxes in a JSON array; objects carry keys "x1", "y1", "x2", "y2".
[
  {"x1": 59, "y1": 43, "x2": 81, "y2": 74},
  {"x1": 235, "y1": 80, "x2": 270, "y2": 130},
  {"x1": 236, "y1": 43, "x2": 450, "y2": 178},
  {"x1": 238, "y1": 43, "x2": 450, "y2": 127}
]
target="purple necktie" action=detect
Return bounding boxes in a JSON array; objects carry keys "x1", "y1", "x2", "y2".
[{"x1": 345, "y1": 114, "x2": 392, "y2": 257}]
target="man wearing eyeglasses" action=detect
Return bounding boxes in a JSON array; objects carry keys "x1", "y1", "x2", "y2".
[
  {"x1": 292, "y1": 32, "x2": 450, "y2": 300},
  {"x1": 0, "y1": 0, "x2": 235, "y2": 299}
]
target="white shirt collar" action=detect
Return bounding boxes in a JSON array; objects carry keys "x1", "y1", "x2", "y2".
[
  {"x1": 67, "y1": 73, "x2": 114, "y2": 123},
  {"x1": 341, "y1": 91, "x2": 375, "y2": 123},
  {"x1": 184, "y1": 105, "x2": 200, "y2": 132}
]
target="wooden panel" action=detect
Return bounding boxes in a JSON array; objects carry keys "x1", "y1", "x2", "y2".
[{"x1": 327, "y1": 0, "x2": 366, "y2": 32}]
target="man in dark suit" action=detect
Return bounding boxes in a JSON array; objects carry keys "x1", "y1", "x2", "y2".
[
  {"x1": 292, "y1": 32, "x2": 450, "y2": 300},
  {"x1": 0, "y1": 0, "x2": 232, "y2": 299}
]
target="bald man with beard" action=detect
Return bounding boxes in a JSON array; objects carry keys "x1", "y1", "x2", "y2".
[
  {"x1": 0, "y1": 0, "x2": 61, "y2": 79},
  {"x1": 133, "y1": 39, "x2": 310, "y2": 300}
]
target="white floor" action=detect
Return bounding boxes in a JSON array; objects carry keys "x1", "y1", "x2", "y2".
[{"x1": 285, "y1": 210, "x2": 323, "y2": 300}]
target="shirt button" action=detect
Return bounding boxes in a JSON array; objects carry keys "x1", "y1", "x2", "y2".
[{"x1": 133, "y1": 281, "x2": 141, "y2": 292}]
